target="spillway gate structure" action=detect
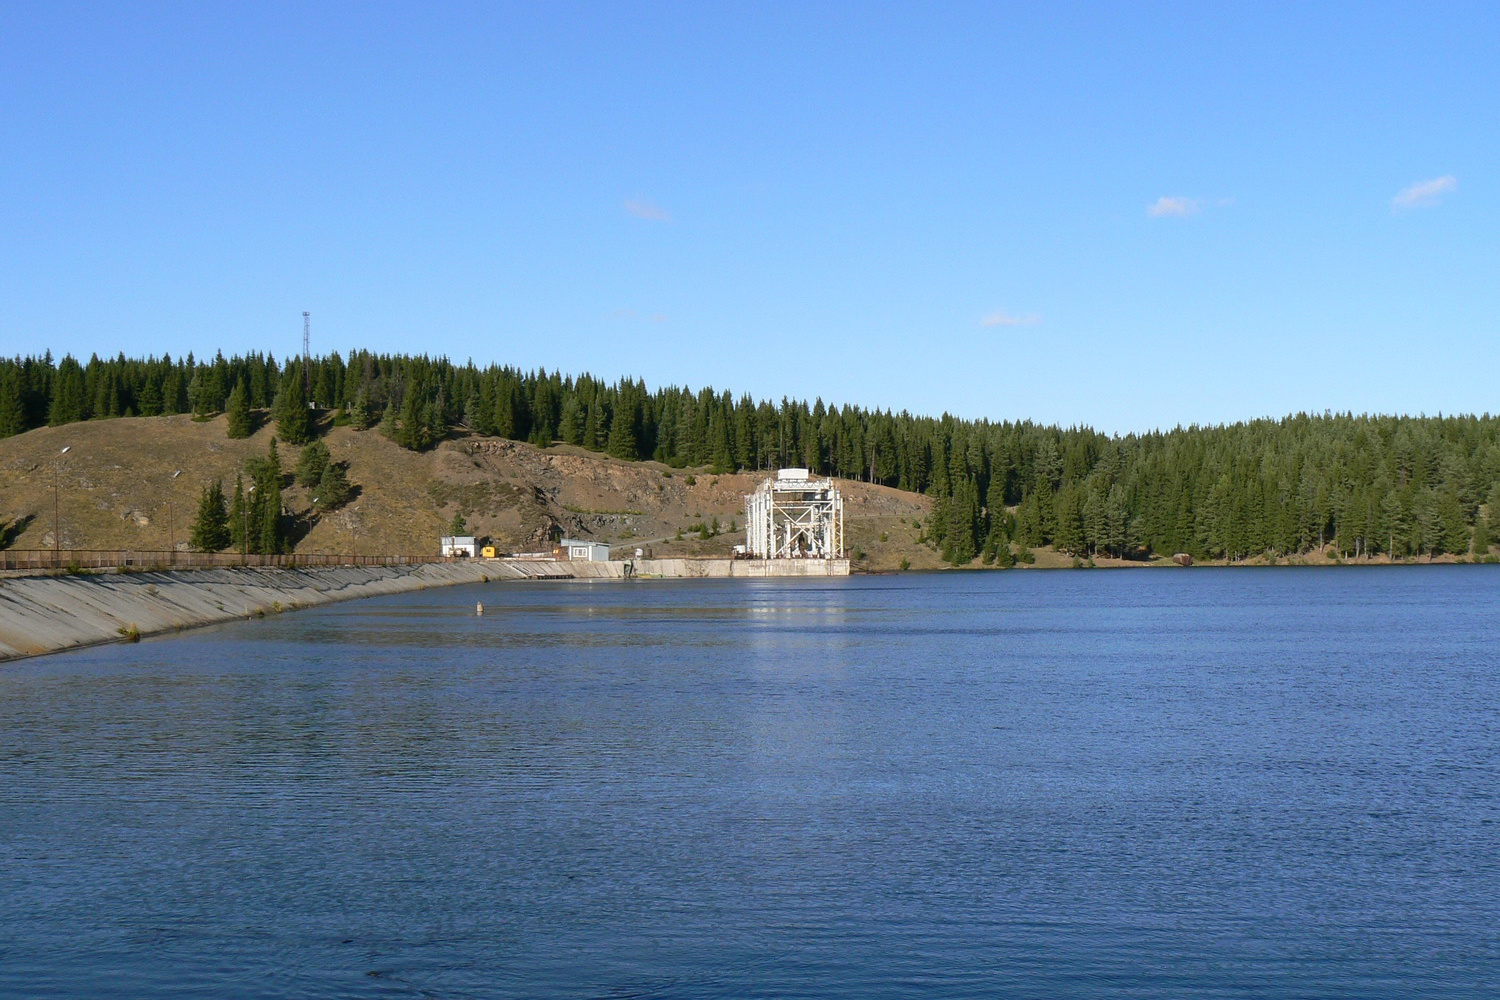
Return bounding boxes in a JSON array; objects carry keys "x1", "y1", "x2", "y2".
[{"x1": 744, "y1": 468, "x2": 844, "y2": 559}]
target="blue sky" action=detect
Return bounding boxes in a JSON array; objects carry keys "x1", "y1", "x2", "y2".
[{"x1": 3, "y1": 2, "x2": 1495, "y2": 434}]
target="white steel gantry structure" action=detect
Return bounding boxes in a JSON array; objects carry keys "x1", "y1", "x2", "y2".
[{"x1": 744, "y1": 468, "x2": 844, "y2": 559}]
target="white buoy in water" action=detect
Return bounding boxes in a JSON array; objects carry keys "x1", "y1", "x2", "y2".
[{"x1": 476, "y1": 602, "x2": 484, "y2": 616}]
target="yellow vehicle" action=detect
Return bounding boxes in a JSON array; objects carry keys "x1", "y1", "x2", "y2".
[{"x1": 480, "y1": 545, "x2": 498, "y2": 559}]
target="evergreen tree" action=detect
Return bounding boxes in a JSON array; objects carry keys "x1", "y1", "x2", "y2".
[
  {"x1": 272, "y1": 372, "x2": 313, "y2": 445},
  {"x1": 378, "y1": 393, "x2": 400, "y2": 441},
  {"x1": 136, "y1": 378, "x2": 163, "y2": 417},
  {"x1": 48, "y1": 356, "x2": 87, "y2": 425},
  {"x1": 463, "y1": 391, "x2": 483, "y2": 431},
  {"x1": 1437, "y1": 489, "x2": 1470, "y2": 555},
  {"x1": 419, "y1": 389, "x2": 447, "y2": 449},
  {"x1": 314, "y1": 461, "x2": 354, "y2": 511},
  {"x1": 242, "y1": 440, "x2": 286, "y2": 554},
  {"x1": 257, "y1": 490, "x2": 281, "y2": 554},
  {"x1": 295, "y1": 439, "x2": 331, "y2": 487},
  {"x1": 942, "y1": 476, "x2": 980, "y2": 564},
  {"x1": 187, "y1": 364, "x2": 223, "y2": 417},
  {"x1": 0, "y1": 367, "x2": 25, "y2": 438},
  {"x1": 1053, "y1": 486, "x2": 1086, "y2": 556},
  {"x1": 1471, "y1": 514, "x2": 1491, "y2": 557},
  {"x1": 229, "y1": 475, "x2": 247, "y2": 554},
  {"x1": 396, "y1": 383, "x2": 424, "y2": 449},
  {"x1": 225, "y1": 381, "x2": 253, "y2": 438},
  {"x1": 346, "y1": 383, "x2": 374, "y2": 430},
  {"x1": 607, "y1": 395, "x2": 639, "y2": 459},
  {"x1": 189, "y1": 479, "x2": 232, "y2": 552},
  {"x1": 1014, "y1": 493, "x2": 1045, "y2": 547}
]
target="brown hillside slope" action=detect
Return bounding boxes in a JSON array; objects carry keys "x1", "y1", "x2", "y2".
[{"x1": 0, "y1": 415, "x2": 938, "y2": 570}]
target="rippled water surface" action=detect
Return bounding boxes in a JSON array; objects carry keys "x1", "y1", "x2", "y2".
[{"x1": 3, "y1": 567, "x2": 1499, "y2": 998}]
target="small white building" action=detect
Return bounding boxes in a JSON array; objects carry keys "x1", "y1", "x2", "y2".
[
  {"x1": 557, "y1": 538, "x2": 611, "y2": 561},
  {"x1": 441, "y1": 535, "x2": 477, "y2": 557}
]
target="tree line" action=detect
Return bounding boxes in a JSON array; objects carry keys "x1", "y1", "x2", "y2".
[{"x1": 5, "y1": 350, "x2": 1499, "y2": 563}]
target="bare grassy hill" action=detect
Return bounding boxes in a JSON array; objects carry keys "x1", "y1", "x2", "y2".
[{"x1": 0, "y1": 415, "x2": 940, "y2": 570}]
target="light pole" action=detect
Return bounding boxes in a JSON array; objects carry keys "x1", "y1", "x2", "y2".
[
  {"x1": 242, "y1": 484, "x2": 255, "y2": 566},
  {"x1": 166, "y1": 469, "x2": 181, "y2": 566},
  {"x1": 52, "y1": 445, "x2": 70, "y2": 569}
]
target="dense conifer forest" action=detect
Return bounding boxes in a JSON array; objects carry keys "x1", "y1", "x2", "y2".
[{"x1": 4, "y1": 350, "x2": 1498, "y2": 563}]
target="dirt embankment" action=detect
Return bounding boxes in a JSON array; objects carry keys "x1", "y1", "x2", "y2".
[{"x1": 0, "y1": 415, "x2": 934, "y2": 571}]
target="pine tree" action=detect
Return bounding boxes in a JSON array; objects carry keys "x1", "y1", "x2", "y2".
[
  {"x1": 225, "y1": 381, "x2": 252, "y2": 438},
  {"x1": 1437, "y1": 489, "x2": 1470, "y2": 555},
  {"x1": 242, "y1": 440, "x2": 286, "y2": 554},
  {"x1": 419, "y1": 389, "x2": 447, "y2": 449},
  {"x1": 190, "y1": 480, "x2": 232, "y2": 552},
  {"x1": 463, "y1": 391, "x2": 483, "y2": 431},
  {"x1": 943, "y1": 477, "x2": 979, "y2": 565},
  {"x1": 346, "y1": 384, "x2": 374, "y2": 430},
  {"x1": 257, "y1": 491, "x2": 281, "y2": 554},
  {"x1": 1471, "y1": 514, "x2": 1491, "y2": 557},
  {"x1": 229, "y1": 476, "x2": 247, "y2": 554},
  {"x1": 378, "y1": 393, "x2": 400, "y2": 441},
  {"x1": 0, "y1": 367, "x2": 26, "y2": 438},
  {"x1": 314, "y1": 462, "x2": 353, "y2": 511},
  {"x1": 607, "y1": 395, "x2": 638, "y2": 459},
  {"x1": 295, "y1": 440, "x2": 331, "y2": 487},
  {"x1": 1053, "y1": 486, "x2": 1086, "y2": 556},
  {"x1": 48, "y1": 357, "x2": 87, "y2": 425},
  {"x1": 395, "y1": 384, "x2": 424, "y2": 449},
  {"x1": 272, "y1": 372, "x2": 312, "y2": 445},
  {"x1": 559, "y1": 395, "x2": 583, "y2": 445}
]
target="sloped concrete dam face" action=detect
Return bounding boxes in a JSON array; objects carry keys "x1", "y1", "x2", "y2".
[
  {"x1": 0, "y1": 564, "x2": 506, "y2": 661},
  {"x1": 0, "y1": 557, "x2": 852, "y2": 662}
]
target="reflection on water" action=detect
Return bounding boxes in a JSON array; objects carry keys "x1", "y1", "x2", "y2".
[{"x1": 2, "y1": 569, "x2": 1499, "y2": 998}]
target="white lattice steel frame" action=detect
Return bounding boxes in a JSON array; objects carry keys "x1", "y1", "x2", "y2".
[{"x1": 745, "y1": 469, "x2": 844, "y2": 559}]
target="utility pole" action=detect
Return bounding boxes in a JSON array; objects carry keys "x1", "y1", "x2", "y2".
[
  {"x1": 243, "y1": 484, "x2": 254, "y2": 566},
  {"x1": 52, "y1": 446, "x2": 70, "y2": 568},
  {"x1": 302, "y1": 311, "x2": 311, "y2": 403}
]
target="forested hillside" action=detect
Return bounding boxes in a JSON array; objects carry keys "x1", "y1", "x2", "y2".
[{"x1": 4, "y1": 350, "x2": 1497, "y2": 564}]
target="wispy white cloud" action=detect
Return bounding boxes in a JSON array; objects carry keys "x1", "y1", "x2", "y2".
[
  {"x1": 981, "y1": 310, "x2": 1040, "y2": 328},
  {"x1": 1392, "y1": 175, "x2": 1456, "y2": 210},
  {"x1": 1148, "y1": 195, "x2": 1200, "y2": 218},
  {"x1": 607, "y1": 308, "x2": 638, "y2": 320},
  {"x1": 624, "y1": 197, "x2": 670, "y2": 221},
  {"x1": 649, "y1": 313, "x2": 668, "y2": 323}
]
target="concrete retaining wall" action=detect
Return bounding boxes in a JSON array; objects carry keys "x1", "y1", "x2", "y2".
[
  {"x1": 561, "y1": 558, "x2": 850, "y2": 579},
  {"x1": 0, "y1": 563, "x2": 504, "y2": 662}
]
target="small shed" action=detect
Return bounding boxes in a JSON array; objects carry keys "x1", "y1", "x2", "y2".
[
  {"x1": 441, "y1": 535, "x2": 477, "y2": 557},
  {"x1": 556, "y1": 538, "x2": 610, "y2": 561}
]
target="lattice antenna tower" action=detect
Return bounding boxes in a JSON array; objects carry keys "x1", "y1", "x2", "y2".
[{"x1": 302, "y1": 311, "x2": 311, "y2": 402}]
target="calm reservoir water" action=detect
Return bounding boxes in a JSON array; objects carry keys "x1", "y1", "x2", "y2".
[{"x1": 2, "y1": 567, "x2": 1498, "y2": 998}]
